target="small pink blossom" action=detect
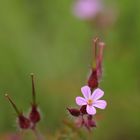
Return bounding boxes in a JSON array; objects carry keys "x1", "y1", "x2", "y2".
[
  {"x1": 76, "y1": 86, "x2": 107, "y2": 115},
  {"x1": 73, "y1": 0, "x2": 102, "y2": 20}
]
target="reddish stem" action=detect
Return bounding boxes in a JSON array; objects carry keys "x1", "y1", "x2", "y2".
[{"x1": 31, "y1": 73, "x2": 36, "y2": 105}]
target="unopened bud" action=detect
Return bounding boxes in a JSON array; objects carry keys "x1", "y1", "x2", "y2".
[
  {"x1": 87, "y1": 115, "x2": 96, "y2": 127},
  {"x1": 80, "y1": 105, "x2": 87, "y2": 114},
  {"x1": 67, "y1": 108, "x2": 80, "y2": 117}
]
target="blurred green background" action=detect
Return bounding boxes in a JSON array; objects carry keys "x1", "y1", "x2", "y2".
[{"x1": 0, "y1": 0, "x2": 140, "y2": 139}]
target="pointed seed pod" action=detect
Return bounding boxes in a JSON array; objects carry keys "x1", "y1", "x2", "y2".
[
  {"x1": 5, "y1": 94, "x2": 31, "y2": 129},
  {"x1": 29, "y1": 74, "x2": 41, "y2": 124},
  {"x1": 29, "y1": 104, "x2": 40, "y2": 124},
  {"x1": 67, "y1": 108, "x2": 80, "y2": 117}
]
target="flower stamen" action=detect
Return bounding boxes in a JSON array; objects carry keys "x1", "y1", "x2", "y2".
[{"x1": 87, "y1": 99, "x2": 93, "y2": 106}]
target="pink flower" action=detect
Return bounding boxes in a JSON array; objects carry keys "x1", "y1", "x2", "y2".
[
  {"x1": 73, "y1": 0, "x2": 102, "y2": 20},
  {"x1": 76, "y1": 86, "x2": 107, "y2": 115}
]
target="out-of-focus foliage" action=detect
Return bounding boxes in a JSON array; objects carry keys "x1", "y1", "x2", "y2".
[{"x1": 0, "y1": 0, "x2": 140, "y2": 139}]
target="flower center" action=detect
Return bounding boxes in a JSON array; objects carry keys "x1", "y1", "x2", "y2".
[{"x1": 87, "y1": 99, "x2": 93, "y2": 106}]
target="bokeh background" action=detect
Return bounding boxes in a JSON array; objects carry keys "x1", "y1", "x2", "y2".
[{"x1": 0, "y1": 0, "x2": 140, "y2": 139}]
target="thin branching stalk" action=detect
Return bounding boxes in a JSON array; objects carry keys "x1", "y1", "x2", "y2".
[{"x1": 32, "y1": 127, "x2": 45, "y2": 140}]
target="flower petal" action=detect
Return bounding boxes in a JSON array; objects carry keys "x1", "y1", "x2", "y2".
[
  {"x1": 81, "y1": 85, "x2": 91, "y2": 99},
  {"x1": 86, "y1": 105, "x2": 96, "y2": 115},
  {"x1": 76, "y1": 97, "x2": 87, "y2": 106},
  {"x1": 91, "y1": 88, "x2": 104, "y2": 101},
  {"x1": 94, "y1": 100, "x2": 107, "y2": 109}
]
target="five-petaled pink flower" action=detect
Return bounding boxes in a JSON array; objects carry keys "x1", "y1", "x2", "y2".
[
  {"x1": 76, "y1": 85, "x2": 107, "y2": 115},
  {"x1": 73, "y1": 0, "x2": 102, "y2": 20}
]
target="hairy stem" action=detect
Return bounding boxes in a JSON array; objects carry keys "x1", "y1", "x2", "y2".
[
  {"x1": 32, "y1": 128, "x2": 45, "y2": 140},
  {"x1": 87, "y1": 131, "x2": 93, "y2": 140}
]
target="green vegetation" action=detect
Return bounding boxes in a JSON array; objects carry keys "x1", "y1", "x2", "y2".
[{"x1": 0, "y1": 0, "x2": 140, "y2": 139}]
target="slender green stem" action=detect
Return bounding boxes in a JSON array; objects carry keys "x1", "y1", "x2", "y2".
[
  {"x1": 87, "y1": 131, "x2": 93, "y2": 140},
  {"x1": 5, "y1": 94, "x2": 20, "y2": 115},
  {"x1": 31, "y1": 73, "x2": 36, "y2": 105},
  {"x1": 32, "y1": 127, "x2": 45, "y2": 140}
]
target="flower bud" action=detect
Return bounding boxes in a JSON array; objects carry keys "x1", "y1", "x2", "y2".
[
  {"x1": 80, "y1": 105, "x2": 87, "y2": 114},
  {"x1": 84, "y1": 115, "x2": 96, "y2": 130},
  {"x1": 87, "y1": 115, "x2": 96, "y2": 127},
  {"x1": 67, "y1": 108, "x2": 80, "y2": 117}
]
